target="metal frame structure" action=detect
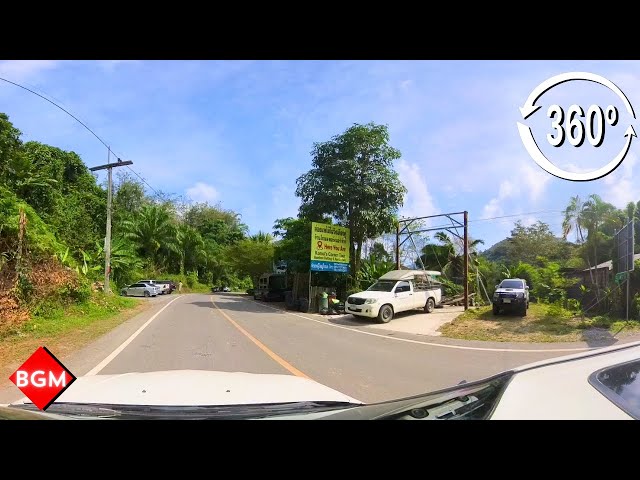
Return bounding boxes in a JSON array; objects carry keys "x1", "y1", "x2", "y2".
[
  {"x1": 614, "y1": 219, "x2": 635, "y2": 322},
  {"x1": 395, "y1": 211, "x2": 469, "y2": 310}
]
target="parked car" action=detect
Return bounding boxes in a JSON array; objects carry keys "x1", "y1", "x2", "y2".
[
  {"x1": 492, "y1": 278, "x2": 529, "y2": 316},
  {"x1": 121, "y1": 282, "x2": 159, "y2": 297},
  {"x1": 139, "y1": 279, "x2": 168, "y2": 295},
  {"x1": 155, "y1": 280, "x2": 176, "y2": 294},
  {"x1": 345, "y1": 269, "x2": 442, "y2": 323}
]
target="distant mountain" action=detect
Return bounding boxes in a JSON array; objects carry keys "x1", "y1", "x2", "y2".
[
  {"x1": 479, "y1": 236, "x2": 579, "y2": 265},
  {"x1": 479, "y1": 239, "x2": 510, "y2": 263}
]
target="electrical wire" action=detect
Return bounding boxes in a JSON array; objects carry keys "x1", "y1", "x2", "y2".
[{"x1": 0, "y1": 75, "x2": 160, "y2": 196}]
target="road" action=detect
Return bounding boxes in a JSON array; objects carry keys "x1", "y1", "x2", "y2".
[{"x1": 3, "y1": 293, "x2": 631, "y2": 404}]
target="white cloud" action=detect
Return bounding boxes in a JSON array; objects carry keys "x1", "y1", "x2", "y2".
[
  {"x1": 483, "y1": 180, "x2": 515, "y2": 219},
  {"x1": 521, "y1": 164, "x2": 552, "y2": 202},
  {"x1": 186, "y1": 182, "x2": 219, "y2": 204},
  {"x1": 396, "y1": 159, "x2": 438, "y2": 219},
  {"x1": 602, "y1": 152, "x2": 637, "y2": 208}
]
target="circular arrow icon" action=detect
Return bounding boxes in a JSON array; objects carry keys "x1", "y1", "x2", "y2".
[{"x1": 517, "y1": 71, "x2": 636, "y2": 182}]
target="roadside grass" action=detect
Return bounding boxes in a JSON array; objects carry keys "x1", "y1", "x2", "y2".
[
  {"x1": 0, "y1": 292, "x2": 150, "y2": 385},
  {"x1": 182, "y1": 282, "x2": 211, "y2": 294},
  {"x1": 439, "y1": 302, "x2": 640, "y2": 343}
]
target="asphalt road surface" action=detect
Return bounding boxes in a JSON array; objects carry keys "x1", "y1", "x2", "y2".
[{"x1": 3, "y1": 293, "x2": 630, "y2": 404}]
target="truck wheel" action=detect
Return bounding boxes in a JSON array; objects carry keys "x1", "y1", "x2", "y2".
[
  {"x1": 424, "y1": 297, "x2": 436, "y2": 313},
  {"x1": 377, "y1": 304, "x2": 394, "y2": 323},
  {"x1": 519, "y1": 304, "x2": 527, "y2": 317},
  {"x1": 492, "y1": 304, "x2": 499, "y2": 315}
]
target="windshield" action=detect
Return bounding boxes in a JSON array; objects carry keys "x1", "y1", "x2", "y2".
[
  {"x1": 366, "y1": 281, "x2": 397, "y2": 292},
  {"x1": 2, "y1": 59, "x2": 639, "y2": 421},
  {"x1": 499, "y1": 280, "x2": 524, "y2": 289}
]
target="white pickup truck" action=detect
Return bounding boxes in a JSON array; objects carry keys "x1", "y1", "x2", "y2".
[{"x1": 345, "y1": 269, "x2": 443, "y2": 324}]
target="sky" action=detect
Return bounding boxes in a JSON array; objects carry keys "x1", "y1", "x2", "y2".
[{"x1": 0, "y1": 60, "x2": 638, "y2": 252}]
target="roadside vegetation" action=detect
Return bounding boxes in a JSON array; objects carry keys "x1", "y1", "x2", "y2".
[
  {"x1": 2, "y1": 109, "x2": 640, "y2": 347},
  {"x1": 0, "y1": 112, "x2": 266, "y2": 340}
]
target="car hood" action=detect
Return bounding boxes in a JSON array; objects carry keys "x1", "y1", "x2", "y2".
[
  {"x1": 9, "y1": 370, "x2": 363, "y2": 407},
  {"x1": 495, "y1": 288, "x2": 523, "y2": 294}
]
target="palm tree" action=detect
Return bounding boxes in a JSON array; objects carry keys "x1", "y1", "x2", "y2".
[
  {"x1": 582, "y1": 194, "x2": 618, "y2": 266},
  {"x1": 94, "y1": 237, "x2": 143, "y2": 287},
  {"x1": 250, "y1": 231, "x2": 274, "y2": 243},
  {"x1": 176, "y1": 225, "x2": 207, "y2": 275},
  {"x1": 433, "y1": 231, "x2": 484, "y2": 280},
  {"x1": 120, "y1": 204, "x2": 180, "y2": 271},
  {"x1": 563, "y1": 195, "x2": 597, "y2": 291}
]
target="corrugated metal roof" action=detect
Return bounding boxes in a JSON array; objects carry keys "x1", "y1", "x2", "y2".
[
  {"x1": 379, "y1": 269, "x2": 441, "y2": 281},
  {"x1": 582, "y1": 253, "x2": 640, "y2": 272}
]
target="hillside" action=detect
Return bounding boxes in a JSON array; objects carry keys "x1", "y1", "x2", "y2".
[{"x1": 479, "y1": 238, "x2": 511, "y2": 263}]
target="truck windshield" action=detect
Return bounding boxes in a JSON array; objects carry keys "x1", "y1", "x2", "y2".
[
  {"x1": 367, "y1": 281, "x2": 397, "y2": 292},
  {"x1": 500, "y1": 280, "x2": 523, "y2": 289}
]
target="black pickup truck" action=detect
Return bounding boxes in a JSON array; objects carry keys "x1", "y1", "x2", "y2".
[{"x1": 492, "y1": 278, "x2": 529, "y2": 316}]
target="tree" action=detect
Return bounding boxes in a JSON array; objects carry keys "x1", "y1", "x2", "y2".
[
  {"x1": 432, "y1": 231, "x2": 484, "y2": 281},
  {"x1": 506, "y1": 220, "x2": 570, "y2": 265},
  {"x1": 120, "y1": 204, "x2": 180, "y2": 271},
  {"x1": 563, "y1": 195, "x2": 597, "y2": 289},
  {"x1": 295, "y1": 122, "x2": 407, "y2": 278},
  {"x1": 113, "y1": 172, "x2": 148, "y2": 225},
  {"x1": 369, "y1": 241, "x2": 391, "y2": 262},
  {"x1": 184, "y1": 203, "x2": 247, "y2": 245},
  {"x1": 272, "y1": 217, "x2": 313, "y2": 273},
  {"x1": 226, "y1": 239, "x2": 274, "y2": 283}
]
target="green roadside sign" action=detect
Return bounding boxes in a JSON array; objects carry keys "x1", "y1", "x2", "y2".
[{"x1": 614, "y1": 272, "x2": 627, "y2": 285}]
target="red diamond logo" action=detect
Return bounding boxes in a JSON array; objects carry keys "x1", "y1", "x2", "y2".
[{"x1": 9, "y1": 347, "x2": 76, "y2": 411}]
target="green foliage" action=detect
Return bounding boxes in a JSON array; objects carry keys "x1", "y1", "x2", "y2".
[
  {"x1": 295, "y1": 122, "x2": 407, "y2": 275},
  {"x1": 226, "y1": 237, "x2": 275, "y2": 283},
  {"x1": 185, "y1": 271, "x2": 198, "y2": 288},
  {"x1": 545, "y1": 301, "x2": 575, "y2": 319},
  {"x1": 505, "y1": 221, "x2": 574, "y2": 266},
  {"x1": 0, "y1": 186, "x2": 65, "y2": 256},
  {"x1": 273, "y1": 217, "x2": 314, "y2": 273},
  {"x1": 357, "y1": 255, "x2": 396, "y2": 290},
  {"x1": 440, "y1": 277, "x2": 463, "y2": 297}
]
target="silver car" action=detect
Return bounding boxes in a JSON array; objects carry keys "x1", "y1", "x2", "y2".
[
  {"x1": 139, "y1": 279, "x2": 168, "y2": 295},
  {"x1": 121, "y1": 282, "x2": 158, "y2": 297}
]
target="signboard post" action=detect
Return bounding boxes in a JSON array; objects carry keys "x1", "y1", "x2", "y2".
[{"x1": 310, "y1": 222, "x2": 350, "y2": 273}]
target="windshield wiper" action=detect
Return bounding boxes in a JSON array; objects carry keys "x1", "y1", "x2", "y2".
[{"x1": 11, "y1": 400, "x2": 359, "y2": 419}]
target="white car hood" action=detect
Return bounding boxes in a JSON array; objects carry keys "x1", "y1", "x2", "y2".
[{"x1": 10, "y1": 370, "x2": 363, "y2": 407}]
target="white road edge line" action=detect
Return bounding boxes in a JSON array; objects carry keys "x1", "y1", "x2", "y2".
[
  {"x1": 243, "y1": 298, "x2": 596, "y2": 353},
  {"x1": 85, "y1": 295, "x2": 183, "y2": 376}
]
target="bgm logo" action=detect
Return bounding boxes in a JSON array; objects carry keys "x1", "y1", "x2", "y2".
[
  {"x1": 517, "y1": 71, "x2": 637, "y2": 182},
  {"x1": 9, "y1": 346, "x2": 76, "y2": 411}
]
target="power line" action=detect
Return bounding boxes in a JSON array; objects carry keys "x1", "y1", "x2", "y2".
[
  {"x1": 469, "y1": 210, "x2": 565, "y2": 223},
  {"x1": 0, "y1": 75, "x2": 160, "y2": 196},
  {"x1": 0, "y1": 76, "x2": 110, "y2": 150}
]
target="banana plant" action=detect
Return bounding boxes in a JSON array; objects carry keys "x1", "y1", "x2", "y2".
[{"x1": 77, "y1": 249, "x2": 101, "y2": 276}]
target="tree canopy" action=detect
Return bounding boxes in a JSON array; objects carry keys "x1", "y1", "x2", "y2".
[{"x1": 295, "y1": 123, "x2": 406, "y2": 277}]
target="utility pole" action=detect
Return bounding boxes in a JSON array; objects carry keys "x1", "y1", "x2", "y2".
[
  {"x1": 463, "y1": 210, "x2": 469, "y2": 311},
  {"x1": 90, "y1": 149, "x2": 133, "y2": 294},
  {"x1": 395, "y1": 222, "x2": 400, "y2": 270}
]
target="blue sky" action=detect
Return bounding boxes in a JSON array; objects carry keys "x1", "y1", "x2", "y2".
[{"x1": 0, "y1": 60, "x2": 638, "y2": 251}]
